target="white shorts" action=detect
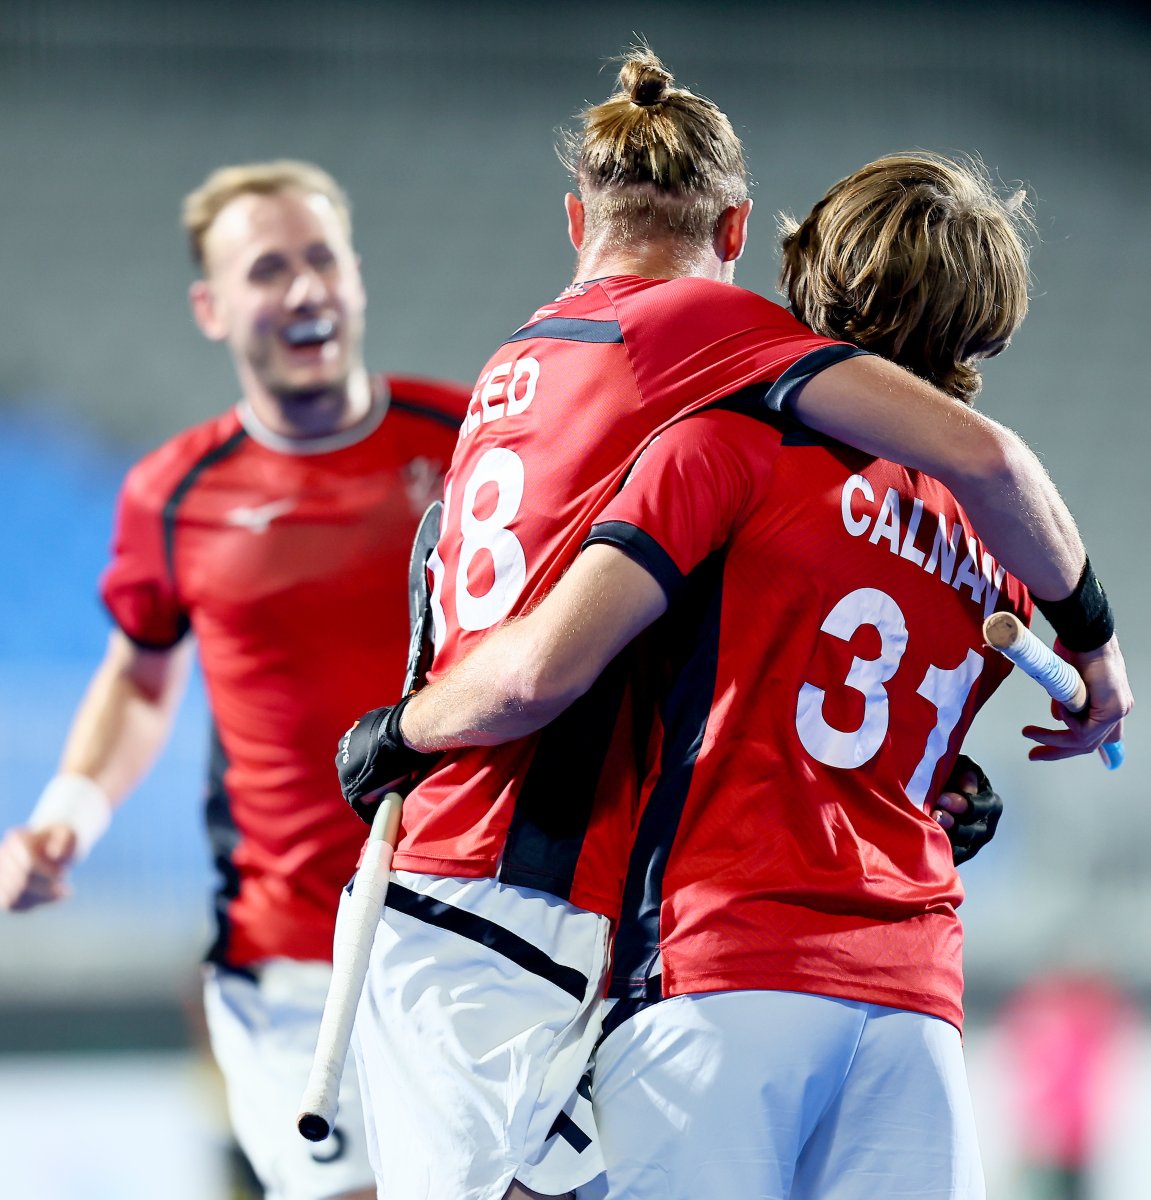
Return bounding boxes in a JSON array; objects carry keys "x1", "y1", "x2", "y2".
[
  {"x1": 203, "y1": 959, "x2": 374, "y2": 1200},
  {"x1": 578, "y1": 989, "x2": 984, "y2": 1200},
  {"x1": 350, "y1": 870, "x2": 611, "y2": 1200}
]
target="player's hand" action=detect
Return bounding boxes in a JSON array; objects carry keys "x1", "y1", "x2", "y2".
[
  {"x1": 0, "y1": 824, "x2": 79, "y2": 911},
  {"x1": 930, "y1": 754, "x2": 1002, "y2": 866},
  {"x1": 336, "y1": 697, "x2": 437, "y2": 825},
  {"x1": 1022, "y1": 634, "x2": 1133, "y2": 762}
]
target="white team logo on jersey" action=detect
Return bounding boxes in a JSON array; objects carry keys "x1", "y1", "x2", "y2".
[
  {"x1": 224, "y1": 498, "x2": 297, "y2": 534},
  {"x1": 403, "y1": 456, "x2": 445, "y2": 516}
]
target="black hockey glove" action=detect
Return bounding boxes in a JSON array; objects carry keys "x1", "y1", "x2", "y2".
[
  {"x1": 336, "y1": 695, "x2": 436, "y2": 826},
  {"x1": 943, "y1": 753, "x2": 1003, "y2": 866}
]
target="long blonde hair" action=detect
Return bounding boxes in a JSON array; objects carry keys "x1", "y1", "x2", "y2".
[
  {"x1": 561, "y1": 46, "x2": 748, "y2": 255},
  {"x1": 779, "y1": 153, "x2": 1033, "y2": 403},
  {"x1": 181, "y1": 160, "x2": 352, "y2": 268}
]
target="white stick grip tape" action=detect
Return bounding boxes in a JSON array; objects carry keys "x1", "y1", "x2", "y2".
[
  {"x1": 297, "y1": 791, "x2": 403, "y2": 1142},
  {"x1": 983, "y1": 612, "x2": 1087, "y2": 711},
  {"x1": 982, "y1": 613, "x2": 1123, "y2": 770}
]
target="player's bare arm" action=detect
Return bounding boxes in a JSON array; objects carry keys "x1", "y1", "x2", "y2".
[
  {"x1": 401, "y1": 545, "x2": 667, "y2": 752},
  {"x1": 798, "y1": 354, "x2": 1083, "y2": 596},
  {"x1": 0, "y1": 630, "x2": 192, "y2": 911}
]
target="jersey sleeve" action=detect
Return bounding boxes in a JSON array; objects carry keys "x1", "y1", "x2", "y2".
[
  {"x1": 584, "y1": 411, "x2": 772, "y2": 602},
  {"x1": 99, "y1": 465, "x2": 190, "y2": 648}
]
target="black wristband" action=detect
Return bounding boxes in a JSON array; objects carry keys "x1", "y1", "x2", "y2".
[{"x1": 1032, "y1": 558, "x2": 1115, "y2": 653}]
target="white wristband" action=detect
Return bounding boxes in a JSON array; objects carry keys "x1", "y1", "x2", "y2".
[{"x1": 28, "y1": 774, "x2": 113, "y2": 861}]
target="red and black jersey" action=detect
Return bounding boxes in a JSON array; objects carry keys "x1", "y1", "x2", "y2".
[
  {"x1": 389, "y1": 275, "x2": 863, "y2": 918},
  {"x1": 586, "y1": 408, "x2": 1033, "y2": 1029},
  {"x1": 100, "y1": 375, "x2": 468, "y2": 968}
]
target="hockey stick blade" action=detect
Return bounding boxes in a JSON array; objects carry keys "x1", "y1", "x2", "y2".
[{"x1": 403, "y1": 499, "x2": 443, "y2": 696}]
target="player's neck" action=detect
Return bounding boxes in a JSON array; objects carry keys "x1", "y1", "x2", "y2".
[
  {"x1": 574, "y1": 237, "x2": 734, "y2": 285},
  {"x1": 243, "y1": 367, "x2": 373, "y2": 440}
]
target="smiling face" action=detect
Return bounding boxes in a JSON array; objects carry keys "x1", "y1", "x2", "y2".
[{"x1": 190, "y1": 187, "x2": 367, "y2": 417}]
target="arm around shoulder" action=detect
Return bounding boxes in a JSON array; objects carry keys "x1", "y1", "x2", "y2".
[{"x1": 794, "y1": 354, "x2": 1085, "y2": 600}]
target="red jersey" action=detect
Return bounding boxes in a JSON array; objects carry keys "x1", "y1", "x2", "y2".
[
  {"x1": 390, "y1": 275, "x2": 863, "y2": 917},
  {"x1": 587, "y1": 408, "x2": 1033, "y2": 1030},
  {"x1": 100, "y1": 376, "x2": 468, "y2": 968}
]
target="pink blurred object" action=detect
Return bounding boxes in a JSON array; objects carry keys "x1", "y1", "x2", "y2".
[{"x1": 999, "y1": 972, "x2": 1141, "y2": 1168}]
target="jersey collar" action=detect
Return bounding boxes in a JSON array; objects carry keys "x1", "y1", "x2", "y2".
[{"x1": 236, "y1": 381, "x2": 390, "y2": 456}]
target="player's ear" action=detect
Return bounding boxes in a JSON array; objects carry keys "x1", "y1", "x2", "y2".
[
  {"x1": 565, "y1": 193, "x2": 585, "y2": 252},
  {"x1": 716, "y1": 198, "x2": 753, "y2": 263},
  {"x1": 189, "y1": 280, "x2": 227, "y2": 341}
]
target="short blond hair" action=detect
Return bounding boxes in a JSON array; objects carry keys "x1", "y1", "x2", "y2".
[
  {"x1": 779, "y1": 153, "x2": 1033, "y2": 403},
  {"x1": 560, "y1": 45, "x2": 748, "y2": 254},
  {"x1": 181, "y1": 160, "x2": 352, "y2": 269}
]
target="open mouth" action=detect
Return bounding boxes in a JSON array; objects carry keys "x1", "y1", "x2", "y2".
[{"x1": 281, "y1": 317, "x2": 337, "y2": 348}]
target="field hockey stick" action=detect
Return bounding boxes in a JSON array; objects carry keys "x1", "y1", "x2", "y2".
[
  {"x1": 982, "y1": 611, "x2": 1124, "y2": 770},
  {"x1": 297, "y1": 500, "x2": 444, "y2": 1142},
  {"x1": 297, "y1": 789, "x2": 402, "y2": 1141}
]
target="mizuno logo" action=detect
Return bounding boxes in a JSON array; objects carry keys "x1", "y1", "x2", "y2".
[{"x1": 224, "y1": 498, "x2": 297, "y2": 534}]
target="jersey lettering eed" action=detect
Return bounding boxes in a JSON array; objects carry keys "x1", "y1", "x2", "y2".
[
  {"x1": 587, "y1": 408, "x2": 1033, "y2": 1029},
  {"x1": 390, "y1": 276, "x2": 864, "y2": 918},
  {"x1": 100, "y1": 376, "x2": 468, "y2": 968}
]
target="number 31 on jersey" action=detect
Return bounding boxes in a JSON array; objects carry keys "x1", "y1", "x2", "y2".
[{"x1": 796, "y1": 587, "x2": 984, "y2": 808}]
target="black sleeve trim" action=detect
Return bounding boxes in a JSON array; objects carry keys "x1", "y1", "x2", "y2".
[
  {"x1": 766, "y1": 344, "x2": 871, "y2": 416},
  {"x1": 584, "y1": 521, "x2": 685, "y2": 603},
  {"x1": 100, "y1": 600, "x2": 191, "y2": 651},
  {"x1": 714, "y1": 344, "x2": 870, "y2": 425},
  {"x1": 118, "y1": 619, "x2": 192, "y2": 651}
]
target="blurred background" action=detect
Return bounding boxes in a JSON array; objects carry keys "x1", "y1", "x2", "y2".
[{"x1": 1, "y1": 0, "x2": 1148, "y2": 1195}]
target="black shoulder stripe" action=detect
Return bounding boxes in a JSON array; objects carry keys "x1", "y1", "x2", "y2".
[
  {"x1": 504, "y1": 317, "x2": 624, "y2": 345},
  {"x1": 382, "y1": 883, "x2": 590, "y2": 1001},
  {"x1": 585, "y1": 521, "x2": 685, "y2": 603},
  {"x1": 388, "y1": 397, "x2": 463, "y2": 431},
  {"x1": 161, "y1": 428, "x2": 248, "y2": 583}
]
